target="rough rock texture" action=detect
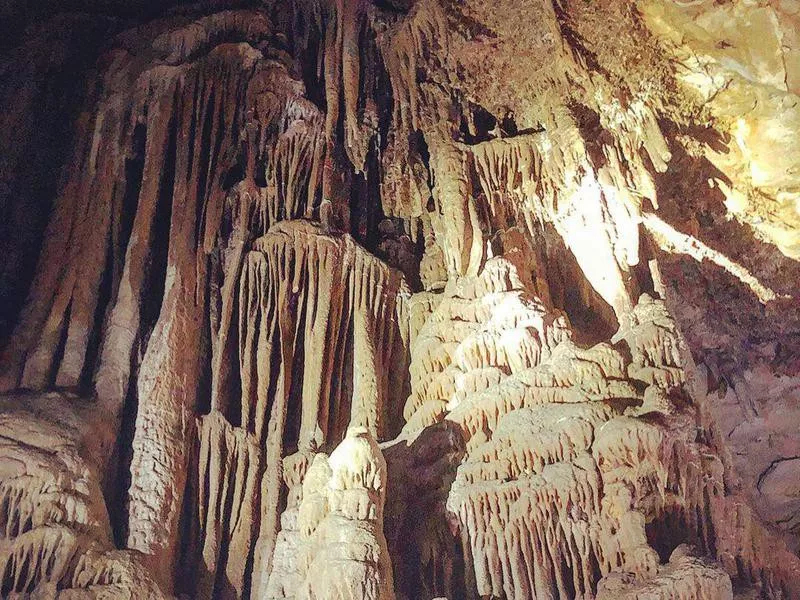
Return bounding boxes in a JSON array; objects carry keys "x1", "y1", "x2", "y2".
[
  {"x1": 0, "y1": 0, "x2": 799, "y2": 599},
  {"x1": 0, "y1": 392, "x2": 167, "y2": 599}
]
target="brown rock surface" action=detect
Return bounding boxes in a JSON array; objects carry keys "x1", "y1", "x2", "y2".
[{"x1": 0, "y1": 1, "x2": 799, "y2": 598}]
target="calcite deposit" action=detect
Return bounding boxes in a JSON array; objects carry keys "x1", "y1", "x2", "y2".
[{"x1": 1, "y1": 0, "x2": 799, "y2": 598}]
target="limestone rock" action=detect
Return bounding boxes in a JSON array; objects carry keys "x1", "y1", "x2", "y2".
[
  {"x1": 0, "y1": 393, "x2": 165, "y2": 598},
  {"x1": 295, "y1": 427, "x2": 395, "y2": 600},
  {"x1": 0, "y1": 0, "x2": 799, "y2": 598}
]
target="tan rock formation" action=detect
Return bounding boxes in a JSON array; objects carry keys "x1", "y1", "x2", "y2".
[
  {"x1": 0, "y1": 393, "x2": 166, "y2": 598},
  {"x1": 292, "y1": 426, "x2": 394, "y2": 600},
  {"x1": 0, "y1": 0, "x2": 799, "y2": 598}
]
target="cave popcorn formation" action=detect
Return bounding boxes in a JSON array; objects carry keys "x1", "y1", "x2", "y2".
[{"x1": 0, "y1": 0, "x2": 799, "y2": 599}]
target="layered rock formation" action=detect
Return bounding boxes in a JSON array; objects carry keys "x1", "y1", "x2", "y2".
[{"x1": 0, "y1": 0, "x2": 799, "y2": 599}]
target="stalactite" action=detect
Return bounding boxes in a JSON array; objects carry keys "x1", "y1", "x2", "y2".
[
  {"x1": 120, "y1": 41, "x2": 285, "y2": 588},
  {"x1": 188, "y1": 412, "x2": 263, "y2": 599},
  {"x1": 397, "y1": 241, "x2": 735, "y2": 599},
  {"x1": 197, "y1": 220, "x2": 409, "y2": 597},
  {"x1": 237, "y1": 221, "x2": 407, "y2": 447},
  {"x1": 0, "y1": 10, "x2": 335, "y2": 591}
]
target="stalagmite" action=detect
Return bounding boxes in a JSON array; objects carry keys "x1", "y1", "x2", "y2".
[
  {"x1": 184, "y1": 219, "x2": 408, "y2": 598},
  {"x1": 597, "y1": 546, "x2": 733, "y2": 600},
  {"x1": 293, "y1": 427, "x2": 395, "y2": 600}
]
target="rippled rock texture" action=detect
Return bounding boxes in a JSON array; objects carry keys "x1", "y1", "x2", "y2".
[{"x1": 0, "y1": 1, "x2": 799, "y2": 598}]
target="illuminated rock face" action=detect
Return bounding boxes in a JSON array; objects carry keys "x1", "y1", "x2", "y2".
[{"x1": 0, "y1": 1, "x2": 799, "y2": 599}]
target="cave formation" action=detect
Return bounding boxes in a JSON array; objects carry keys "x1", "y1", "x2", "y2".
[{"x1": 1, "y1": 0, "x2": 800, "y2": 598}]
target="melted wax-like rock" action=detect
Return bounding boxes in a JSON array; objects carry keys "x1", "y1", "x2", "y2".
[
  {"x1": 0, "y1": 393, "x2": 164, "y2": 597},
  {"x1": 185, "y1": 220, "x2": 408, "y2": 599},
  {"x1": 1, "y1": 0, "x2": 800, "y2": 598}
]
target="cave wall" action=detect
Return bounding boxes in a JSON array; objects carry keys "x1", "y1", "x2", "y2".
[{"x1": 0, "y1": 1, "x2": 799, "y2": 599}]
